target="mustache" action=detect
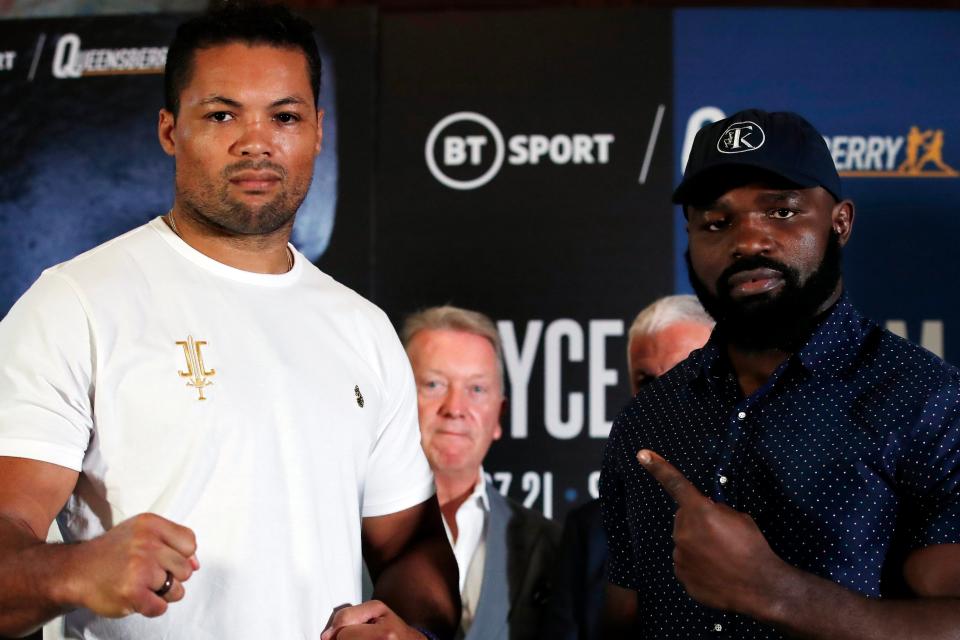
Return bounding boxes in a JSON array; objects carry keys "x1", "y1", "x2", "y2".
[
  {"x1": 222, "y1": 159, "x2": 287, "y2": 179},
  {"x1": 717, "y1": 255, "x2": 794, "y2": 292}
]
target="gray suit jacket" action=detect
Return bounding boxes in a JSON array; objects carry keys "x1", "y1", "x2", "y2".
[{"x1": 463, "y1": 484, "x2": 561, "y2": 640}]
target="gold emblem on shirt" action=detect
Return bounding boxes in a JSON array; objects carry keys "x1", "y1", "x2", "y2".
[{"x1": 176, "y1": 336, "x2": 216, "y2": 400}]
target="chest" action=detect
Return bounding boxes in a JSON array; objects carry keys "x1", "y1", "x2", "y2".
[{"x1": 81, "y1": 283, "x2": 384, "y2": 517}]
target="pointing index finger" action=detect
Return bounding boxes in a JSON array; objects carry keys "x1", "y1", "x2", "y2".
[{"x1": 637, "y1": 449, "x2": 707, "y2": 507}]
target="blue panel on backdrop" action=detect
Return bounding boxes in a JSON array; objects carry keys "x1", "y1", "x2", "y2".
[{"x1": 674, "y1": 9, "x2": 960, "y2": 363}]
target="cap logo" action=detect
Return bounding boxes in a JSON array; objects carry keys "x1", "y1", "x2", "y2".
[{"x1": 717, "y1": 121, "x2": 765, "y2": 154}]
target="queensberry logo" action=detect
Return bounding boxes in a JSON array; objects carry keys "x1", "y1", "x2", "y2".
[
  {"x1": 824, "y1": 126, "x2": 958, "y2": 178},
  {"x1": 52, "y1": 33, "x2": 167, "y2": 79}
]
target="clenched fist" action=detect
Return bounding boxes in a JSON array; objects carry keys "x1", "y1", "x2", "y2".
[{"x1": 64, "y1": 512, "x2": 199, "y2": 618}]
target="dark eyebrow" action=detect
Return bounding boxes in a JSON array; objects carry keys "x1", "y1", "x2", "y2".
[
  {"x1": 693, "y1": 189, "x2": 804, "y2": 215},
  {"x1": 197, "y1": 96, "x2": 309, "y2": 109},
  {"x1": 199, "y1": 95, "x2": 242, "y2": 108},
  {"x1": 756, "y1": 190, "x2": 803, "y2": 204},
  {"x1": 690, "y1": 199, "x2": 732, "y2": 215},
  {"x1": 271, "y1": 96, "x2": 308, "y2": 108}
]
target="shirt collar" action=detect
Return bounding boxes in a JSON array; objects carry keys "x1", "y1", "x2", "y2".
[
  {"x1": 472, "y1": 466, "x2": 491, "y2": 512},
  {"x1": 694, "y1": 292, "x2": 876, "y2": 383},
  {"x1": 793, "y1": 293, "x2": 876, "y2": 377}
]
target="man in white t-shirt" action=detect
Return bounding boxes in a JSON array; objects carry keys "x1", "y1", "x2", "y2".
[
  {"x1": 402, "y1": 306, "x2": 559, "y2": 640},
  {"x1": 0, "y1": 5, "x2": 458, "y2": 639}
]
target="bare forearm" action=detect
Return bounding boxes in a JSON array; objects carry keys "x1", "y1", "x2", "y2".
[
  {"x1": 755, "y1": 564, "x2": 960, "y2": 640},
  {"x1": 0, "y1": 519, "x2": 78, "y2": 637},
  {"x1": 371, "y1": 534, "x2": 460, "y2": 637}
]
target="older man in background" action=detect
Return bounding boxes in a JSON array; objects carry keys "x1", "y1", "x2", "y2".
[
  {"x1": 542, "y1": 295, "x2": 713, "y2": 640},
  {"x1": 404, "y1": 306, "x2": 560, "y2": 640},
  {"x1": 626, "y1": 295, "x2": 715, "y2": 395}
]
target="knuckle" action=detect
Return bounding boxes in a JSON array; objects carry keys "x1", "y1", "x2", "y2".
[
  {"x1": 131, "y1": 521, "x2": 156, "y2": 543},
  {"x1": 118, "y1": 580, "x2": 140, "y2": 603},
  {"x1": 126, "y1": 557, "x2": 149, "y2": 581},
  {"x1": 169, "y1": 583, "x2": 186, "y2": 603},
  {"x1": 140, "y1": 537, "x2": 162, "y2": 555},
  {"x1": 136, "y1": 513, "x2": 158, "y2": 529},
  {"x1": 702, "y1": 504, "x2": 722, "y2": 523},
  {"x1": 185, "y1": 529, "x2": 198, "y2": 553},
  {"x1": 664, "y1": 477, "x2": 684, "y2": 495},
  {"x1": 140, "y1": 597, "x2": 167, "y2": 618}
]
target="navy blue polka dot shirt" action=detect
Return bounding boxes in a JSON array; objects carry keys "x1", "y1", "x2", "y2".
[{"x1": 601, "y1": 294, "x2": 960, "y2": 638}]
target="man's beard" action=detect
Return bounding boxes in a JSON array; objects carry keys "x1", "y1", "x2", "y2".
[
  {"x1": 178, "y1": 159, "x2": 310, "y2": 236},
  {"x1": 687, "y1": 231, "x2": 843, "y2": 351}
]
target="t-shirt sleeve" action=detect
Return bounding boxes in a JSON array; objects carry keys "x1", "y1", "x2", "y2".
[
  {"x1": 900, "y1": 376, "x2": 960, "y2": 549},
  {"x1": 600, "y1": 421, "x2": 639, "y2": 589},
  {"x1": 0, "y1": 271, "x2": 94, "y2": 471},
  {"x1": 360, "y1": 315, "x2": 435, "y2": 518}
]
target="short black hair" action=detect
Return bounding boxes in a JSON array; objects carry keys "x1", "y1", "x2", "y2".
[{"x1": 164, "y1": 2, "x2": 321, "y2": 116}]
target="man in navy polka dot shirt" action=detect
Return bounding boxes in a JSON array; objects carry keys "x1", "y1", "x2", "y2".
[{"x1": 600, "y1": 109, "x2": 960, "y2": 638}]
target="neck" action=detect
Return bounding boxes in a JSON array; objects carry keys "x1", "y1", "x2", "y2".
[
  {"x1": 167, "y1": 206, "x2": 294, "y2": 274},
  {"x1": 435, "y1": 468, "x2": 482, "y2": 542}
]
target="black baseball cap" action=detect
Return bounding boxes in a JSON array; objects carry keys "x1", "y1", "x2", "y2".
[{"x1": 672, "y1": 109, "x2": 842, "y2": 205}]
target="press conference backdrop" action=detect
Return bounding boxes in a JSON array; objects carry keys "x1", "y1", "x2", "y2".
[{"x1": 0, "y1": 8, "x2": 958, "y2": 523}]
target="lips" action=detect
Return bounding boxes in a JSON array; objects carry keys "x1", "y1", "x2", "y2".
[
  {"x1": 435, "y1": 429, "x2": 472, "y2": 439},
  {"x1": 228, "y1": 171, "x2": 281, "y2": 191},
  {"x1": 726, "y1": 267, "x2": 785, "y2": 299}
]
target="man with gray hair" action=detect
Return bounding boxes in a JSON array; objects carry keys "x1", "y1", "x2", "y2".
[
  {"x1": 403, "y1": 306, "x2": 560, "y2": 640},
  {"x1": 626, "y1": 294, "x2": 714, "y2": 395}
]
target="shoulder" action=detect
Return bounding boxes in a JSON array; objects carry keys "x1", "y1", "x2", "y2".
[
  {"x1": 298, "y1": 262, "x2": 402, "y2": 348},
  {"x1": 822, "y1": 298, "x2": 960, "y2": 391},
  {"x1": 858, "y1": 325, "x2": 960, "y2": 397},
  {"x1": 608, "y1": 347, "x2": 703, "y2": 443},
  {"x1": 44, "y1": 222, "x2": 157, "y2": 284},
  {"x1": 634, "y1": 345, "x2": 705, "y2": 404},
  {"x1": 7, "y1": 223, "x2": 159, "y2": 318},
  {"x1": 299, "y1": 262, "x2": 387, "y2": 319}
]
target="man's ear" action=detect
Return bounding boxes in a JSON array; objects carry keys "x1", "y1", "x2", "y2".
[
  {"x1": 158, "y1": 109, "x2": 177, "y2": 157},
  {"x1": 832, "y1": 198, "x2": 855, "y2": 247},
  {"x1": 315, "y1": 108, "x2": 324, "y2": 156}
]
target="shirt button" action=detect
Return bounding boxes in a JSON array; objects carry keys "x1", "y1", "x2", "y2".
[
  {"x1": 713, "y1": 623, "x2": 723, "y2": 632},
  {"x1": 737, "y1": 411, "x2": 747, "y2": 420},
  {"x1": 719, "y1": 475, "x2": 728, "y2": 485}
]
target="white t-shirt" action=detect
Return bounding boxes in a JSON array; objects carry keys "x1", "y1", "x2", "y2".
[{"x1": 0, "y1": 218, "x2": 435, "y2": 639}]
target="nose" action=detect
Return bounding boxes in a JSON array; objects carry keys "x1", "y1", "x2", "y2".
[
  {"x1": 731, "y1": 213, "x2": 774, "y2": 259},
  {"x1": 231, "y1": 119, "x2": 273, "y2": 157},
  {"x1": 439, "y1": 384, "x2": 468, "y2": 418}
]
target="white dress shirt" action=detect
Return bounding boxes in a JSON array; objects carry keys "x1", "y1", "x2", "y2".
[{"x1": 442, "y1": 469, "x2": 491, "y2": 637}]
